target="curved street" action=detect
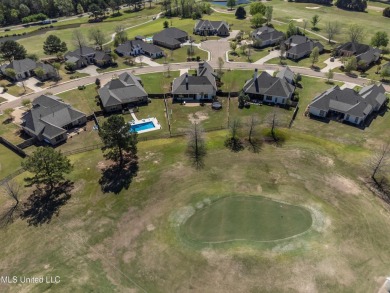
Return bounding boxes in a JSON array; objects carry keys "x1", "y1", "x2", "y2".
[{"x1": 1, "y1": 38, "x2": 389, "y2": 111}]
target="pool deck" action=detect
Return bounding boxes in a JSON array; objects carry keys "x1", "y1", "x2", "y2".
[{"x1": 129, "y1": 115, "x2": 162, "y2": 134}]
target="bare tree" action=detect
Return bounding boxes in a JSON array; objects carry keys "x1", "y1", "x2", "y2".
[
  {"x1": 347, "y1": 24, "x2": 365, "y2": 44},
  {"x1": 0, "y1": 180, "x2": 21, "y2": 228},
  {"x1": 324, "y1": 21, "x2": 341, "y2": 44},
  {"x1": 165, "y1": 63, "x2": 171, "y2": 77},
  {"x1": 369, "y1": 143, "x2": 390, "y2": 185},
  {"x1": 88, "y1": 28, "x2": 106, "y2": 50},
  {"x1": 267, "y1": 111, "x2": 281, "y2": 142},
  {"x1": 186, "y1": 122, "x2": 207, "y2": 169},
  {"x1": 247, "y1": 115, "x2": 262, "y2": 152},
  {"x1": 72, "y1": 30, "x2": 87, "y2": 53},
  {"x1": 303, "y1": 19, "x2": 308, "y2": 33},
  {"x1": 279, "y1": 41, "x2": 286, "y2": 63},
  {"x1": 225, "y1": 118, "x2": 243, "y2": 152}
]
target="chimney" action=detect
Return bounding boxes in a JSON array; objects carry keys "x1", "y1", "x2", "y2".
[
  {"x1": 185, "y1": 73, "x2": 189, "y2": 91},
  {"x1": 254, "y1": 69, "x2": 259, "y2": 93}
]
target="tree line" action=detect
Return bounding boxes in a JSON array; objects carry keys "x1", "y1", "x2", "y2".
[{"x1": 0, "y1": 0, "x2": 125, "y2": 26}]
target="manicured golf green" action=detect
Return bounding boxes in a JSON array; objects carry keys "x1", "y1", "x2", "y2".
[{"x1": 182, "y1": 196, "x2": 312, "y2": 243}]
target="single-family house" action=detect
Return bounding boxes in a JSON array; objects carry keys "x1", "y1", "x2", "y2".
[
  {"x1": 153, "y1": 28, "x2": 188, "y2": 50},
  {"x1": 242, "y1": 69, "x2": 295, "y2": 105},
  {"x1": 251, "y1": 26, "x2": 284, "y2": 47},
  {"x1": 284, "y1": 35, "x2": 324, "y2": 61},
  {"x1": 64, "y1": 46, "x2": 112, "y2": 69},
  {"x1": 193, "y1": 20, "x2": 230, "y2": 36},
  {"x1": 98, "y1": 72, "x2": 148, "y2": 112},
  {"x1": 21, "y1": 95, "x2": 87, "y2": 145},
  {"x1": 0, "y1": 58, "x2": 56, "y2": 81},
  {"x1": 116, "y1": 39, "x2": 164, "y2": 59},
  {"x1": 308, "y1": 84, "x2": 387, "y2": 125},
  {"x1": 171, "y1": 61, "x2": 217, "y2": 100},
  {"x1": 336, "y1": 42, "x2": 381, "y2": 68}
]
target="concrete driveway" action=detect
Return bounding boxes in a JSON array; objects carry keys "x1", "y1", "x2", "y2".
[
  {"x1": 254, "y1": 50, "x2": 281, "y2": 65},
  {"x1": 321, "y1": 58, "x2": 343, "y2": 73},
  {"x1": 200, "y1": 40, "x2": 230, "y2": 66},
  {"x1": 135, "y1": 56, "x2": 160, "y2": 67},
  {"x1": 77, "y1": 65, "x2": 99, "y2": 76},
  {"x1": 19, "y1": 77, "x2": 43, "y2": 93}
]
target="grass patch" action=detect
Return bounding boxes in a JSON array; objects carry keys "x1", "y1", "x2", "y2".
[
  {"x1": 0, "y1": 144, "x2": 23, "y2": 180},
  {"x1": 0, "y1": 114, "x2": 24, "y2": 145},
  {"x1": 155, "y1": 46, "x2": 209, "y2": 64},
  {"x1": 167, "y1": 97, "x2": 229, "y2": 134},
  {"x1": 181, "y1": 196, "x2": 312, "y2": 243},
  {"x1": 220, "y1": 69, "x2": 254, "y2": 92},
  {"x1": 228, "y1": 48, "x2": 270, "y2": 63},
  {"x1": 265, "y1": 53, "x2": 330, "y2": 69},
  {"x1": 137, "y1": 71, "x2": 180, "y2": 93},
  {"x1": 57, "y1": 84, "x2": 101, "y2": 114},
  {"x1": 0, "y1": 96, "x2": 6, "y2": 103},
  {"x1": 5, "y1": 84, "x2": 33, "y2": 97}
]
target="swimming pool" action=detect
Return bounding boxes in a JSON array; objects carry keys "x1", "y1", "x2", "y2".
[
  {"x1": 145, "y1": 37, "x2": 153, "y2": 42},
  {"x1": 130, "y1": 121, "x2": 155, "y2": 132}
]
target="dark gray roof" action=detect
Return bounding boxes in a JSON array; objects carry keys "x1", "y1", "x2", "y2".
[
  {"x1": 21, "y1": 95, "x2": 86, "y2": 139},
  {"x1": 98, "y1": 72, "x2": 147, "y2": 107},
  {"x1": 243, "y1": 71, "x2": 295, "y2": 98},
  {"x1": 116, "y1": 40, "x2": 163, "y2": 55},
  {"x1": 172, "y1": 61, "x2": 217, "y2": 95},
  {"x1": 66, "y1": 46, "x2": 96, "y2": 57},
  {"x1": 285, "y1": 35, "x2": 310, "y2": 46},
  {"x1": 94, "y1": 50, "x2": 112, "y2": 61},
  {"x1": 252, "y1": 26, "x2": 284, "y2": 42},
  {"x1": 276, "y1": 66, "x2": 294, "y2": 83},
  {"x1": 337, "y1": 42, "x2": 371, "y2": 55},
  {"x1": 310, "y1": 84, "x2": 387, "y2": 118},
  {"x1": 153, "y1": 28, "x2": 188, "y2": 46},
  {"x1": 356, "y1": 47, "x2": 381, "y2": 64},
  {"x1": 0, "y1": 58, "x2": 37, "y2": 75},
  {"x1": 36, "y1": 62, "x2": 56, "y2": 75},
  {"x1": 194, "y1": 20, "x2": 229, "y2": 31},
  {"x1": 287, "y1": 40, "x2": 323, "y2": 56}
]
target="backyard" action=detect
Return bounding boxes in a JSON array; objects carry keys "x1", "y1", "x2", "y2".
[{"x1": 57, "y1": 84, "x2": 101, "y2": 114}]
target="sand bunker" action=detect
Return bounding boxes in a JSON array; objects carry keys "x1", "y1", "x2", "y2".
[{"x1": 306, "y1": 6, "x2": 320, "y2": 9}]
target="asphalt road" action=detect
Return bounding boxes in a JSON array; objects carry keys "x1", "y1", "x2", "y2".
[{"x1": 1, "y1": 59, "x2": 388, "y2": 111}]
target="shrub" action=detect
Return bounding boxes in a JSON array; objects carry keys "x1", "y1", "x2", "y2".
[
  {"x1": 22, "y1": 13, "x2": 48, "y2": 24},
  {"x1": 78, "y1": 85, "x2": 86, "y2": 90},
  {"x1": 383, "y1": 7, "x2": 390, "y2": 17}
]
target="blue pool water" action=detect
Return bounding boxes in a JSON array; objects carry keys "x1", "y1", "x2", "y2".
[
  {"x1": 211, "y1": 0, "x2": 249, "y2": 6},
  {"x1": 145, "y1": 37, "x2": 153, "y2": 42},
  {"x1": 130, "y1": 121, "x2": 155, "y2": 132}
]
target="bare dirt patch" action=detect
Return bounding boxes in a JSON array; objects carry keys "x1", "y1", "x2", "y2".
[
  {"x1": 306, "y1": 6, "x2": 320, "y2": 9},
  {"x1": 188, "y1": 111, "x2": 209, "y2": 124},
  {"x1": 291, "y1": 18, "x2": 304, "y2": 22},
  {"x1": 326, "y1": 175, "x2": 361, "y2": 195}
]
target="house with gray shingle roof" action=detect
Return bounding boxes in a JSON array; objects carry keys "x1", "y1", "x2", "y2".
[
  {"x1": 251, "y1": 26, "x2": 284, "y2": 47},
  {"x1": 194, "y1": 20, "x2": 229, "y2": 36},
  {"x1": 98, "y1": 72, "x2": 148, "y2": 112},
  {"x1": 308, "y1": 84, "x2": 387, "y2": 125},
  {"x1": 243, "y1": 69, "x2": 295, "y2": 105},
  {"x1": 116, "y1": 40, "x2": 164, "y2": 59},
  {"x1": 65, "y1": 46, "x2": 112, "y2": 69},
  {"x1": 284, "y1": 35, "x2": 324, "y2": 61},
  {"x1": 336, "y1": 42, "x2": 381, "y2": 68},
  {"x1": 276, "y1": 66, "x2": 295, "y2": 85},
  {"x1": 153, "y1": 28, "x2": 188, "y2": 50},
  {"x1": 21, "y1": 95, "x2": 87, "y2": 145},
  {"x1": 0, "y1": 58, "x2": 56, "y2": 81},
  {"x1": 171, "y1": 61, "x2": 217, "y2": 100}
]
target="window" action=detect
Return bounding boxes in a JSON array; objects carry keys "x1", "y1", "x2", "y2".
[
  {"x1": 55, "y1": 135, "x2": 63, "y2": 142},
  {"x1": 319, "y1": 110, "x2": 325, "y2": 116},
  {"x1": 266, "y1": 96, "x2": 272, "y2": 101},
  {"x1": 355, "y1": 117, "x2": 359, "y2": 123},
  {"x1": 345, "y1": 114, "x2": 350, "y2": 120}
]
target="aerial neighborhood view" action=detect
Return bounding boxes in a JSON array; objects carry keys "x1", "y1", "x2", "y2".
[{"x1": 1, "y1": 0, "x2": 390, "y2": 291}]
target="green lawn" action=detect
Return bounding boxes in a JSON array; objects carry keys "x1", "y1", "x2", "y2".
[
  {"x1": 0, "y1": 144, "x2": 23, "y2": 180},
  {"x1": 137, "y1": 71, "x2": 180, "y2": 93},
  {"x1": 0, "y1": 114, "x2": 24, "y2": 145},
  {"x1": 266, "y1": 53, "x2": 330, "y2": 69},
  {"x1": 220, "y1": 69, "x2": 254, "y2": 92},
  {"x1": 181, "y1": 196, "x2": 312, "y2": 243},
  {"x1": 155, "y1": 46, "x2": 209, "y2": 64},
  {"x1": 16, "y1": 7, "x2": 161, "y2": 58},
  {"x1": 5, "y1": 84, "x2": 33, "y2": 97},
  {"x1": 228, "y1": 47, "x2": 270, "y2": 63},
  {"x1": 57, "y1": 84, "x2": 101, "y2": 114},
  {"x1": 167, "y1": 97, "x2": 229, "y2": 134},
  {"x1": 0, "y1": 96, "x2": 6, "y2": 103}
]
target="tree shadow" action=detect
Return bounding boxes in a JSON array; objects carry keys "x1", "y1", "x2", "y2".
[
  {"x1": 0, "y1": 202, "x2": 20, "y2": 229},
  {"x1": 246, "y1": 138, "x2": 263, "y2": 153},
  {"x1": 20, "y1": 181, "x2": 73, "y2": 226},
  {"x1": 99, "y1": 156, "x2": 138, "y2": 194},
  {"x1": 224, "y1": 137, "x2": 244, "y2": 152}
]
